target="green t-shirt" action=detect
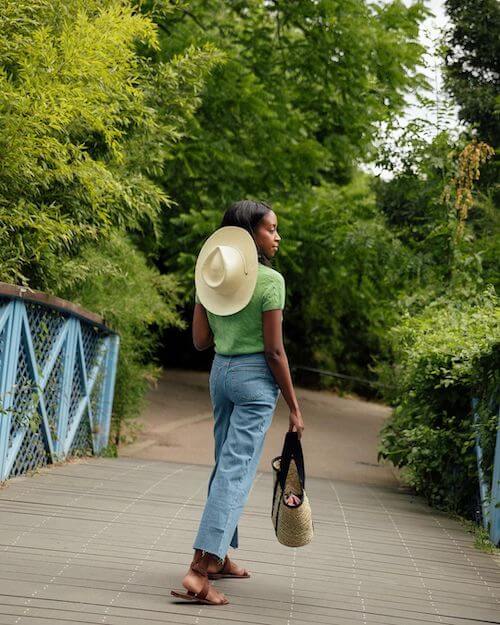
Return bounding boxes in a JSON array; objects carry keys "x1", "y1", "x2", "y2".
[{"x1": 195, "y1": 262, "x2": 285, "y2": 355}]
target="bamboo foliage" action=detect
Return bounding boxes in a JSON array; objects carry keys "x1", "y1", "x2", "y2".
[{"x1": 0, "y1": 0, "x2": 223, "y2": 443}]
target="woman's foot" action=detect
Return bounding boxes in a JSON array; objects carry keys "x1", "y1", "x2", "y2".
[
  {"x1": 180, "y1": 551, "x2": 228, "y2": 604},
  {"x1": 181, "y1": 568, "x2": 228, "y2": 604}
]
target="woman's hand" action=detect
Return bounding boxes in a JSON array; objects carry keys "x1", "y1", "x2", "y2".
[{"x1": 288, "y1": 408, "x2": 304, "y2": 439}]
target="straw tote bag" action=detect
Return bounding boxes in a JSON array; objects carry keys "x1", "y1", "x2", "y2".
[{"x1": 271, "y1": 431, "x2": 314, "y2": 547}]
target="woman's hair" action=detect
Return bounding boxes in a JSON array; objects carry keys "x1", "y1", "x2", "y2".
[{"x1": 220, "y1": 199, "x2": 273, "y2": 266}]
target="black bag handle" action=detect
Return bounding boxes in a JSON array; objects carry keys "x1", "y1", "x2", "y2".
[{"x1": 278, "y1": 431, "x2": 306, "y2": 492}]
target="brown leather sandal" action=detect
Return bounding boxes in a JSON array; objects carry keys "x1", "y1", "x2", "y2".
[
  {"x1": 207, "y1": 554, "x2": 251, "y2": 579},
  {"x1": 170, "y1": 550, "x2": 229, "y2": 605}
]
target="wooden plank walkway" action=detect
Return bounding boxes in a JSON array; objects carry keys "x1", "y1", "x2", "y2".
[{"x1": 0, "y1": 456, "x2": 499, "y2": 625}]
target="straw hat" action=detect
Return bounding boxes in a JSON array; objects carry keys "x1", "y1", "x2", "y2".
[{"x1": 195, "y1": 226, "x2": 258, "y2": 316}]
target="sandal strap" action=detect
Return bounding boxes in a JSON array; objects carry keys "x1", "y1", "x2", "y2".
[
  {"x1": 190, "y1": 551, "x2": 211, "y2": 576},
  {"x1": 221, "y1": 555, "x2": 232, "y2": 574},
  {"x1": 190, "y1": 560, "x2": 207, "y2": 576}
]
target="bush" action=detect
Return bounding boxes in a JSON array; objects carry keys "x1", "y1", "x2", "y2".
[
  {"x1": 58, "y1": 231, "x2": 187, "y2": 444},
  {"x1": 377, "y1": 285, "x2": 499, "y2": 518}
]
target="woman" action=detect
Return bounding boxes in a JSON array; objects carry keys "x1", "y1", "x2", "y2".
[{"x1": 171, "y1": 200, "x2": 304, "y2": 606}]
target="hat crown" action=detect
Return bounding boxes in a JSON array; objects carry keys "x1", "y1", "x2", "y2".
[
  {"x1": 195, "y1": 226, "x2": 258, "y2": 316},
  {"x1": 201, "y1": 245, "x2": 247, "y2": 296}
]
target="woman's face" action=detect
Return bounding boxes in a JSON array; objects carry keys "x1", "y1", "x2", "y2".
[{"x1": 254, "y1": 210, "x2": 281, "y2": 259}]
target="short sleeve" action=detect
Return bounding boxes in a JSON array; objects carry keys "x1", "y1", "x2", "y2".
[
  {"x1": 261, "y1": 273, "x2": 285, "y2": 311},
  {"x1": 195, "y1": 291, "x2": 201, "y2": 304}
]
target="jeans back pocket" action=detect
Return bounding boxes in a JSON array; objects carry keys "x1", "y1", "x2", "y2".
[{"x1": 229, "y1": 365, "x2": 274, "y2": 404}]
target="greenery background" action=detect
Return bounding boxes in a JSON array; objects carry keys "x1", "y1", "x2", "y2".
[{"x1": 0, "y1": 0, "x2": 498, "y2": 528}]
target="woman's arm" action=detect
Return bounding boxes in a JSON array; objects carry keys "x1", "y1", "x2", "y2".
[
  {"x1": 193, "y1": 302, "x2": 214, "y2": 351},
  {"x1": 262, "y1": 309, "x2": 304, "y2": 437}
]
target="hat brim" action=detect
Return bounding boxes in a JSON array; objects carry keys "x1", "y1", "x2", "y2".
[{"x1": 195, "y1": 226, "x2": 259, "y2": 316}]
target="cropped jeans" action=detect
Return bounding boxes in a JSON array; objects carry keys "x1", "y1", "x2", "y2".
[{"x1": 192, "y1": 351, "x2": 281, "y2": 560}]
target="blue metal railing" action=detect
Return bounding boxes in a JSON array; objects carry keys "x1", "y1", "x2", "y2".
[
  {"x1": 0, "y1": 284, "x2": 119, "y2": 482},
  {"x1": 472, "y1": 394, "x2": 500, "y2": 546}
]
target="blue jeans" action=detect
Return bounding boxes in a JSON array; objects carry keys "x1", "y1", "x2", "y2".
[{"x1": 192, "y1": 351, "x2": 280, "y2": 560}]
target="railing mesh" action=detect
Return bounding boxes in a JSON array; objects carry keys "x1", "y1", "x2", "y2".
[{"x1": 0, "y1": 296, "x2": 119, "y2": 481}]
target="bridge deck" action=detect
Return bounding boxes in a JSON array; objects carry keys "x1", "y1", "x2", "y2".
[{"x1": 0, "y1": 457, "x2": 499, "y2": 625}]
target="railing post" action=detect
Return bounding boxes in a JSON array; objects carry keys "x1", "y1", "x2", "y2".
[
  {"x1": 472, "y1": 397, "x2": 490, "y2": 530},
  {"x1": 54, "y1": 317, "x2": 78, "y2": 460},
  {"x1": 489, "y1": 404, "x2": 500, "y2": 546},
  {"x1": 96, "y1": 333, "x2": 120, "y2": 452},
  {"x1": 0, "y1": 302, "x2": 22, "y2": 481}
]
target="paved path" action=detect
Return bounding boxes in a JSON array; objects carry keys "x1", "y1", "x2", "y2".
[
  {"x1": 1, "y1": 368, "x2": 499, "y2": 624},
  {"x1": 1, "y1": 457, "x2": 499, "y2": 624}
]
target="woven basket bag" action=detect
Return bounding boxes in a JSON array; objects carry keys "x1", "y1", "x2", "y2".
[{"x1": 271, "y1": 431, "x2": 314, "y2": 547}]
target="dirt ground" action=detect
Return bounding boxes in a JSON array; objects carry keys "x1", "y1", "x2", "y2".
[{"x1": 119, "y1": 368, "x2": 403, "y2": 488}]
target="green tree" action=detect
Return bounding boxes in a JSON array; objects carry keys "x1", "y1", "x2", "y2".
[
  {"x1": 0, "y1": 0, "x2": 222, "y2": 441},
  {"x1": 144, "y1": 0, "x2": 430, "y2": 385},
  {"x1": 0, "y1": 0, "x2": 222, "y2": 287},
  {"x1": 443, "y1": 0, "x2": 500, "y2": 148},
  {"x1": 271, "y1": 174, "x2": 410, "y2": 384},
  {"x1": 154, "y1": 0, "x2": 429, "y2": 211}
]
